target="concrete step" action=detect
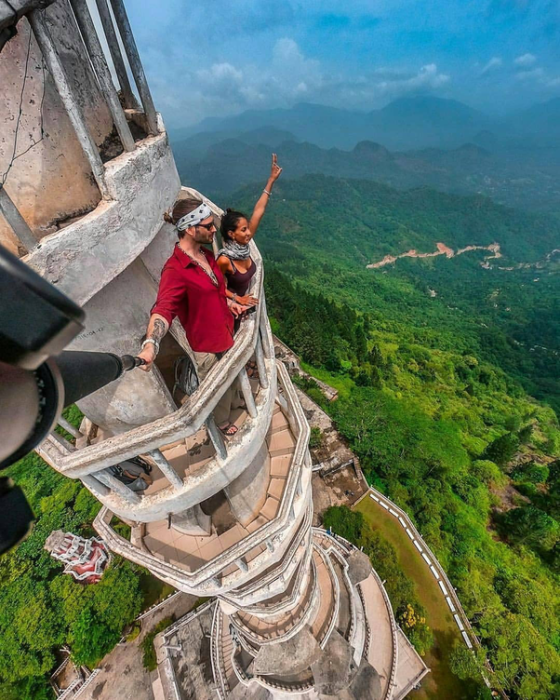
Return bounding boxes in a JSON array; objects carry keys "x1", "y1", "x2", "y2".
[
  {"x1": 270, "y1": 454, "x2": 292, "y2": 478},
  {"x1": 268, "y1": 428, "x2": 296, "y2": 457},
  {"x1": 269, "y1": 410, "x2": 289, "y2": 436}
]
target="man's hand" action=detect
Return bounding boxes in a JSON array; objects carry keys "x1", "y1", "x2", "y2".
[
  {"x1": 229, "y1": 301, "x2": 247, "y2": 318},
  {"x1": 137, "y1": 344, "x2": 157, "y2": 371},
  {"x1": 270, "y1": 153, "x2": 282, "y2": 182},
  {"x1": 238, "y1": 294, "x2": 258, "y2": 307}
]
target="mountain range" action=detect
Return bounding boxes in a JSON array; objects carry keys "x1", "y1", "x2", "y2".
[
  {"x1": 170, "y1": 96, "x2": 560, "y2": 152},
  {"x1": 171, "y1": 129, "x2": 560, "y2": 214}
]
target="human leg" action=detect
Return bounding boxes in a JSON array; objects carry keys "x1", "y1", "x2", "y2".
[{"x1": 193, "y1": 351, "x2": 235, "y2": 431}]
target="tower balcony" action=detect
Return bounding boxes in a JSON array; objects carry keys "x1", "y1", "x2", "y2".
[
  {"x1": 90, "y1": 365, "x2": 312, "y2": 597},
  {"x1": 36, "y1": 242, "x2": 295, "y2": 522}
]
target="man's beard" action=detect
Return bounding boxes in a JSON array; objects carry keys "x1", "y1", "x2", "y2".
[{"x1": 193, "y1": 230, "x2": 213, "y2": 244}]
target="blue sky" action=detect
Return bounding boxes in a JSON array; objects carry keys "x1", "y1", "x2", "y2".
[{"x1": 103, "y1": 0, "x2": 560, "y2": 126}]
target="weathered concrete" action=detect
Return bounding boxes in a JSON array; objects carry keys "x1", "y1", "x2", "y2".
[
  {"x1": 24, "y1": 125, "x2": 180, "y2": 306},
  {"x1": 73, "y1": 257, "x2": 177, "y2": 434},
  {"x1": 80, "y1": 591, "x2": 197, "y2": 700},
  {"x1": 346, "y1": 549, "x2": 372, "y2": 586},
  {"x1": 225, "y1": 442, "x2": 270, "y2": 525},
  {"x1": 0, "y1": 1, "x2": 115, "y2": 251},
  {"x1": 310, "y1": 630, "x2": 358, "y2": 696},
  {"x1": 173, "y1": 504, "x2": 212, "y2": 536},
  {"x1": 253, "y1": 626, "x2": 321, "y2": 675}
]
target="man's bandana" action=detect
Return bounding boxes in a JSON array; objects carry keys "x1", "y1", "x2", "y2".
[{"x1": 175, "y1": 203, "x2": 213, "y2": 231}]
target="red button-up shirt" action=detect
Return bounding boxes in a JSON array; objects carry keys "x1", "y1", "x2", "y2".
[{"x1": 151, "y1": 245, "x2": 234, "y2": 353}]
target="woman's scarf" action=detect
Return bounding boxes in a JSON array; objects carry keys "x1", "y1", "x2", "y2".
[{"x1": 217, "y1": 240, "x2": 251, "y2": 261}]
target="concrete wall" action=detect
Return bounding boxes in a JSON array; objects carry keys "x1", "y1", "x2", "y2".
[
  {"x1": 74, "y1": 258, "x2": 177, "y2": 434},
  {"x1": 225, "y1": 443, "x2": 270, "y2": 525},
  {"x1": 0, "y1": 1, "x2": 115, "y2": 253},
  {"x1": 24, "y1": 125, "x2": 179, "y2": 306}
]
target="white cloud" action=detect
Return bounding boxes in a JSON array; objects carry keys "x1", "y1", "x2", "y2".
[
  {"x1": 479, "y1": 56, "x2": 503, "y2": 76},
  {"x1": 144, "y1": 37, "x2": 450, "y2": 126},
  {"x1": 376, "y1": 63, "x2": 450, "y2": 95},
  {"x1": 514, "y1": 53, "x2": 537, "y2": 67},
  {"x1": 515, "y1": 67, "x2": 545, "y2": 81}
]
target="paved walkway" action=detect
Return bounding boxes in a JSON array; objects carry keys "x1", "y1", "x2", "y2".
[{"x1": 80, "y1": 592, "x2": 197, "y2": 700}]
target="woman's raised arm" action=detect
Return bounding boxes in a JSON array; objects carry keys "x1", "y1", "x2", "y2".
[{"x1": 248, "y1": 153, "x2": 282, "y2": 236}]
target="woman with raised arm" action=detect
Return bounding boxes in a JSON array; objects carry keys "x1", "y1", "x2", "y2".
[{"x1": 217, "y1": 153, "x2": 282, "y2": 310}]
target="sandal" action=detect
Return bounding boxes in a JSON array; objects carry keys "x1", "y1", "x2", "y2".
[
  {"x1": 246, "y1": 361, "x2": 260, "y2": 380},
  {"x1": 218, "y1": 422, "x2": 238, "y2": 437}
]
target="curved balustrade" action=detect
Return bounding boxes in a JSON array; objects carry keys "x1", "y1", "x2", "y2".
[
  {"x1": 94, "y1": 488, "x2": 313, "y2": 596},
  {"x1": 38, "y1": 240, "x2": 266, "y2": 472},
  {"x1": 224, "y1": 525, "x2": 314, "y2": 609},
  {"x1": 36, "y1": 241, "x2": 300, "y2": 527},
  {"x1": 229, "y1": 557, "x2": 319, "y2": 646}
]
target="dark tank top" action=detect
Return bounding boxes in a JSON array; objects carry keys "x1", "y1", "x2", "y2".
[{"x1": 226, "y1": 258, "x2": 257, "y2": 297}]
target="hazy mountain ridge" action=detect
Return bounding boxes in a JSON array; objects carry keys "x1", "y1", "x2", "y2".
[
  {"x1": 172, "y1": 131, "x2": 560, "y2": 214},
  {"x1": 170, "y1": 96, "x2": 560, "y2": 152}
]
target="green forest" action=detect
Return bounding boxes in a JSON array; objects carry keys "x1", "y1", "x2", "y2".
[
  {"x1": 0, "y1": 410, "x2": 167, "y2": 700},
  {"x1": 2, "y1": 173, "x2": 558, "y2": 699},
  {"x1": 231, "y1": 174, "x2": 560, "y2": 699}
]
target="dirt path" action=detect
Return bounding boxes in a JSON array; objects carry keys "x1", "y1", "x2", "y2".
[{"x1": 367, "y1": 241, "x2": 501, "y2": 269}]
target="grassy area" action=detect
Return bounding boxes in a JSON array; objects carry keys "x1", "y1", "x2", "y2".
[
  {"x1": 142, "y1": 617, "x2": 173, "y2": 671},
  {"x1": 300, "y1": 361, "x2": 355, "y2": 399},
  {"x1": 354, "y1": 497, "x2": 479, "y2": 700},
  {"x1": 138, "y1": 570, "x2": 175, "y2": 609}
]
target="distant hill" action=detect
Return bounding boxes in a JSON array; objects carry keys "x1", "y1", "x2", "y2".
[
  {"x1": 174, "y1": 95, "x2": 560, "y2": 153},
  {"x1": 507, "y1": 97, "x2": 560, "y2": 143},
  {"x1": 178, "y1": 97, "x2": 496, "y2": 150},
  {"x1": 171, "y1": 134, "x2": 560, "y2": 214},
  {"x1": 228, "y1": 173, "x2": 560, "y2": 410},
  {"x1": 169, "y1": 126, "x2": 298, "y2": 160}
]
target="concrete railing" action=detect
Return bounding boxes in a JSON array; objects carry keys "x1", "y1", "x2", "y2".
[
  {"x1": 230, "y1": 557, "x2": 319, "y2": 646},
  {"x1": 210, "y1": 604, "x2": 229, "y2": 698},
  {"x1": 359, "y1": 487, "x2": 507, "y2": 698},
  {"x1": 224, "y1": 525, "x2": 314, "y2": 608},
  {"x1": 319, "y1": 527, "x2": 398, "y2": 699},
  {"x1": 358, "y1": 488, "x2": 479, "y2": 650},
  {"x1": 232, "y1": 542, "x2": 313, "y2": 617},
  {"x1": 38, "y1": 241, "x2": 284, "y2": 523},
  {"x1": 94, "y1": 469, "x2": 313, "y2": 595}
]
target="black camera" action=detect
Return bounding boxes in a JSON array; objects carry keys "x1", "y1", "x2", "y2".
[{"x1": 0, "y1": 246, "x2": 143, "y2": 553}]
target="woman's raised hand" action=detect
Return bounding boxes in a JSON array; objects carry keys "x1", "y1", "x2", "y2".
[{"x1": 270, "y1": 153, "x2": 283, "y2": 182}]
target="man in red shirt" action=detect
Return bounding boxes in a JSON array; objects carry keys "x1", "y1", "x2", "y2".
[{"x1": 138, "y1": 198, "x2": 245, "y2": 436}]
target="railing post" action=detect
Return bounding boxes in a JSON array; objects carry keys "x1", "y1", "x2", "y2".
[
  {"x1": 205, "y1": 416, "x2": 228, "y2": 460},
  {"x1": 0, "y1": 185, "x2": 37, "y2": 253},
  {"x1": 69, "y1": 0, "x2": 135, "y2": 152},
  {"x1": 148, "y1": 449, "x2": 183, "y2": 490},
  {"x1": 254, "y1": 334, "x2": 268, "y2": 389},
  {"x1": 238, "y1": 367, "x2": 257, "y2": 418},
  {"x1": 259, "y1": 296, "x2": 273, "y2": 359},
  {"x1": 108, "y1": 0, "x2": 159, "y2": 135},
  {"x1": 96, "y1": 469, "x2": 141, "y2": 503},
  {"x1": 49, "y1": 430, "x2": 76, "y2": 452},
  {"x1": 94, "y1": 0, "x2": 137, "y2": 109},
  {"x1": 81, "y1": 474, "x2": 110, "y2": 497},
  {"x1": 57, "y1": 416, "x2": 81, "y2": 440},
  {"x1": 28, "y1": 9, "x2": 111, "y2": 200}
]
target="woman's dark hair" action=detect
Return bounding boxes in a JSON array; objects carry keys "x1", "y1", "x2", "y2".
[
  {"x1": 220, "y1": 208, "x2": 247, "y2": 242},
  {"x1": 163, "y1": 197, "x2": 203, "y2": 239}
]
